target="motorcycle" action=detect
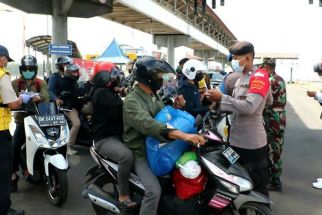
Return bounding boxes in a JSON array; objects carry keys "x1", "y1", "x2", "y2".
[
  {"x1": 82, "y1": 110, "x2": 272, "y2": 215},
  {"x1": 59, "y1": 91, "x2": 93, "y2": 147},
  {"x1": 14, "y1": 101, "x2": 69, "y2": 206}
]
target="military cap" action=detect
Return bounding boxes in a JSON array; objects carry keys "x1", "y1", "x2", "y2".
[
  {"x1": 229, "y1": 41, "x2": 254, "y2": 56},
  {"x1": 262, "y1": 57, "x2": 276, "y2": 66},
  {"x1": 0, "y1": 44, "x2": 13, "y2": 62}
]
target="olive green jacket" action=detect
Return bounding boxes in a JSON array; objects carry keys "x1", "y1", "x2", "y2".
[{"x1": 123, "y1": 86, "x2": 168, "y2": 159}]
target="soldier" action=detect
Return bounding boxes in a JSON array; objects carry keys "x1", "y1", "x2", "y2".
[
  {"x1": 205, "y1": 41, "x2": 273, "y2": 197},
  {"x1": 261, "y1": 57, "x2": 287, "y2": 192}
]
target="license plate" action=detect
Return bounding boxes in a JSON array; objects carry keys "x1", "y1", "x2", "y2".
[
  {"x1": 38, "y1": 114, "x2": 65, "y2": 127},
  {"x1": 222, "y1": 147, "x2": 240, "y2": 164}
]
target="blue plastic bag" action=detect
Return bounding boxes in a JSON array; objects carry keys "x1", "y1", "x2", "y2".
[{"x1": 146, "y1": 106, "x2": 196, "y2": 176}]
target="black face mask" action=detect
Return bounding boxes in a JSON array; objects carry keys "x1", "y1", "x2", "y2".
[{"x1": 150, "y1": 77, "x2": 164, "y2": 92}]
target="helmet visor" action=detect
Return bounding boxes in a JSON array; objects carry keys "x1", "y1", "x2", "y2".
[{"x1": 111, "y1": 67, "x2": 121, "y2": 79}]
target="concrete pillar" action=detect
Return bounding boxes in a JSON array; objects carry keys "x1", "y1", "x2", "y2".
[
  {"x1": 153, "y1": 34, "x2": 190, "y2": 67},
  {"x1": 167, "y1": 36, "x2": 175, "y2": 67},
  {"x1": 51, "y1": 0, "x2": 68, "y2": 74}
]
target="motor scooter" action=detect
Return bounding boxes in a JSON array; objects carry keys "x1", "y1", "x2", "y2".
[
  {"x1": 82, "y1": 111, "x2": 272, "y2": 215},
  {"x1": 14, "y1": 100, "x2": 69, "y2": 206}
]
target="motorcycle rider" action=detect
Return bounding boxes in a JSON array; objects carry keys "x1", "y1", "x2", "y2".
[
  {"x1": 0, "y1": 44, "x2": 31, "y2": 215},
  {"x1": 123, "y1": 57, "x2": 206, "y2": 215},
  {"x1": 90, "y1": 61, "x2": 137, "y2": 209},
  {"x1": 205, "y1": 41, "x2": 273, "y2": 196},
  {"x1": 178, "y1": 59, "x2": 214, "y2": 117},
  {"x1": 11, "y1": 55, "x2": 49, "y2": 192},
  {"x1": 48, "y1": 56, "x2": 73, "y2": 106},
  {"x1": 59, "y1": 63, "x2": 83, "y2": 155}
]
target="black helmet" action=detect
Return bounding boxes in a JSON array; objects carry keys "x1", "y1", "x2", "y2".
[
  {"x1": 55, "y1": 56, "x2": 73, "y2": 72},
  {"x1": 19, "y1": 55, "x2": 38, "y2": 80},
  {"x1": 64, "y1": 63, "x2": 80, "y2": 81},
  {"x1": 313, "y1": 62, "x2": 322, "y2": 73},
  {"x1": 134, "y1": 57, "x2": 175, "y2": 92}
]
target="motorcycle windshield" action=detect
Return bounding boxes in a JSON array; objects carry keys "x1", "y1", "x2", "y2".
[{"x1": 37, "y1": 102, "x2": 58, "y2": 116}]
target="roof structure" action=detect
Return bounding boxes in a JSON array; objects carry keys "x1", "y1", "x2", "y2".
[
  {"x1": 25, "y1": 35, "x2": 82, "y2": 58},
  {"x1": 95, "y1": 38, "x2": 129, "y2": 64}
]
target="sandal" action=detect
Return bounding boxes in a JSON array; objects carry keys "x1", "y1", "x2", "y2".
[{"x1": 119, "y1": 198, "x2": 138, "y2": 210}]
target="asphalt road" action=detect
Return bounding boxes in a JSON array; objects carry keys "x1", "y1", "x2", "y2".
[{"x1": 10, "y1": 84, "x2": 322, "y2": 215}]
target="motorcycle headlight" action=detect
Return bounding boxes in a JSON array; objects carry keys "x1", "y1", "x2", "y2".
[
  {"x1": 29, "y1": 125, "x2": 50, "y2": 147},
  {"x1": 231, "y1": 175, "x2": 253, "y2": 192},
  {"x1": 218, "y1": 179, "x2": 239, "y2": 194},
  {"x1": 60, "y1": 124, "x2": 69, "y2": 144}
]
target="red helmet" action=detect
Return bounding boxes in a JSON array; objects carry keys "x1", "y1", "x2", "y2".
[{"x1": 90, "y1": 62, "x2": 121, "y2": 87}]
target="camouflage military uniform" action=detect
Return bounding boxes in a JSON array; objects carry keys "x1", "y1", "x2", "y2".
[{"x1": 263, "y1": 71, "x2": 286, "y2": 182}]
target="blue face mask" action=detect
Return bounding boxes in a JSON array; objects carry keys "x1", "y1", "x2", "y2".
[
  {"x1": 22, "y1": 70, "x2": 36, "y2": 80},
  {"x1": 231, "y1": 57, "x2": 246, "y2": 73}
]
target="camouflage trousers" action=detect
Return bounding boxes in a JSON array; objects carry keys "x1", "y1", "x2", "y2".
[{"x1": 264, "y1": 111, "x2": 286, "y2": 181}]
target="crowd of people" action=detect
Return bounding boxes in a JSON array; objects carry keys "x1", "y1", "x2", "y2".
[{"x1": 3, "y1": 39, "x2": 316, "y2": 215}]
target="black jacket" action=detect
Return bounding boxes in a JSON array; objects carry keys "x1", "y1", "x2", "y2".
[{"x1": 178, "y1": 80, "x2": 209, "y2": 117}]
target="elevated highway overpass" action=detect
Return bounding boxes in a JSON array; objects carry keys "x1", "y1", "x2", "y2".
[{"x1": 0, "y1": 0, "x2": 237, "y2": 68}]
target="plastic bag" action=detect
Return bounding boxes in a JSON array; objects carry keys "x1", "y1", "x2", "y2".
[{"x1": 146, "y1": 105, "x2": 196, "y2": 176}]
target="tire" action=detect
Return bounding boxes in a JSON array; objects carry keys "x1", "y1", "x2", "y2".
[
  {"x1": 47, "y1": 167, "x2": 68, "y2": 206},
  {"x1": 239, "y1": 202, "x2": 271, "y2": 215}
]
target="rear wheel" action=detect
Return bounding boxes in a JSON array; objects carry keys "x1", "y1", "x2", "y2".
[{"x1": 47, "y1": 167, "x2": 68, "y2": 206}]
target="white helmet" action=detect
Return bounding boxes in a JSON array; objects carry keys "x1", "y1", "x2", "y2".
[
  {"x1": 182, "y1": 59, "x2": 207, "y2": 80},
  {"x1": 178, "y1": 160, "x2": 201, "y2": 179}
]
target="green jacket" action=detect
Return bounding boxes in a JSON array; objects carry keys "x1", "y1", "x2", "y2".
[{"x1": 123, "y1": 86, "x2": 168, "y2": 159}]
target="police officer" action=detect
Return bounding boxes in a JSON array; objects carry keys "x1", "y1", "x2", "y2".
[
  {"x1": 205, "y1": 41, "x2": 273, "y2": 196},
  {"x1": 261, "y1": 57, "x2": 286, "y2": 192},
  {"x1": 0, "y1": 44, "x2": 30, "y2": 215}
]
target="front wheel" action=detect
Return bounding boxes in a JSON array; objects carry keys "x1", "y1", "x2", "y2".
[
  {"x1": 239, "y1": 202, "x2": 271, "y2": 215},
  {"x1": 220, "y1": 202, "x2": 271, "y2": 215},
  {"x1": 47, "y1": 167, "x2": 68, "y2": 206}
]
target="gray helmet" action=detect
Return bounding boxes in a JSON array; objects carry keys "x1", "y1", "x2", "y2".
[{"x1": 55, "y1": 56, "x2": 73, "y2": 72}]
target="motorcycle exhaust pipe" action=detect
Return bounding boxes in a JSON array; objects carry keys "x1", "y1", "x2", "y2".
[{"x1": 82, "y1": 184, "x2": 120, "y2": 214}]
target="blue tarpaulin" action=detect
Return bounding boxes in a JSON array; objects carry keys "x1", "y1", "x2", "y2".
[{"x1": 95, "y1": 38, "x2": 129, "y2": 64}]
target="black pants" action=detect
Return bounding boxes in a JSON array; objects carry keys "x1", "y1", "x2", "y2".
[
  {"x1": 0, "y1": 130, "x2": 12, "y2": 215},
  {"x1": 12, "y1": 124, "x2": 26, "y2": 173},
  {"x1": 232, "y1": 145, "x2": 269, "y2": 197}
]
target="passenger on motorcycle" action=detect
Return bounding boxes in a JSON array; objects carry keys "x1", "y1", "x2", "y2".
[
  {"x1": 48, "y1": 56, "x2": 73, "y2": 106},
  {"x1": 89, "y1": 61, "x2": 137, "y2": 209},
  {"x1": 11, "y1": 55, "x2": 49, "y2": 192},
  {"x1": 178, "y1": 59, "x2": 214, "y2": 117},
  {"x1": 122, "y1": 57, "x2": 206, "y2": 215},
  {"x1": 59, "y1": 63, "x2": 84, "y2": 155}
]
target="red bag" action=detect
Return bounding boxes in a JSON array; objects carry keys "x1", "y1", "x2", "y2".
[{"x1": 172, "y1": 168, "x2": 207, "y2": 200}]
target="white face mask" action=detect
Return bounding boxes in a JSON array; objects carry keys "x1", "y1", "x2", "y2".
[{"x1": 231, "y1": 57, "x2": 246, "y2": 73}]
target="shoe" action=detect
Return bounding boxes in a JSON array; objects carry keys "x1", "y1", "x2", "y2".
[
  {"x1": 268, "y1": 180, "x2": 282, "y2": 192},
  {"x1": 67, "y1": 145, "x2": 77, "y2": 155},
  {"x1": 10, "y1": 176, "x2": 19, "y2": 192},
  {"x1": 7, "y1": 208, "x2": 25, "y2": 215},
  {"x1": 313, "y1": 181, "x2": 322, "y2": 189}
]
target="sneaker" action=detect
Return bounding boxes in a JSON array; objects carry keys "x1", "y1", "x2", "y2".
[
  {"x1": 268, "y1": 179, "x2": 282, "y2": 192},
  {"x1": 313, "y1": 181, "x2": 322, "y2": 189},
  {"x1": 67, "y1": 145, "x2": 77, "y2": 155},
  {"x1": 7, "y1": 208, "x2": 25, "y2": 215}
]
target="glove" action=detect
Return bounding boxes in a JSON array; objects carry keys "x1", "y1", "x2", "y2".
[{"x1": 19, "y1": 94, "x2": 32, "y2": 104}]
